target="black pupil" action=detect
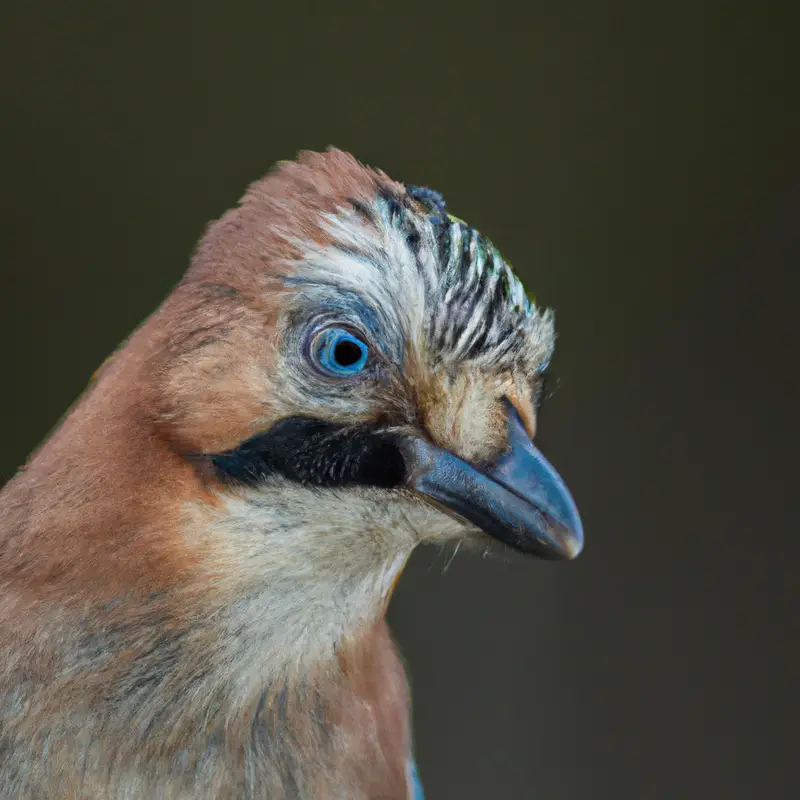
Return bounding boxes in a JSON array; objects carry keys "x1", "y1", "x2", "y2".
[{"x1": 333, "y1": 339, "x2": 363, "y2": 367}]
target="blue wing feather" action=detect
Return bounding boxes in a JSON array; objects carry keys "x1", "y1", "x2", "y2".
[{"x1": 408, "y1": 757, "x2": 424, "y2": 800}]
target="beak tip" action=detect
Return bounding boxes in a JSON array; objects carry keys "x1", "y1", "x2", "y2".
[
  {"x1": 563, "y1": 531, "x2": 584, "y2": 560},
  {"x1": 558, "y1": 513, "x2": 584, "y2": 560},
  {"x1": 540, "y1": 528, "x2": 582, "y2": 561}
]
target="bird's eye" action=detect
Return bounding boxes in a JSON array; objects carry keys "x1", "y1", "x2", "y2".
[{"x1": 311, "y1": 327, "x2": 369, "y2": 376}]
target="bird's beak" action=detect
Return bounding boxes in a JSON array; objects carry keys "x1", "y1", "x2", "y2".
[{"x1": 401, "y1": 400, "x2": 583, "y2": 560}]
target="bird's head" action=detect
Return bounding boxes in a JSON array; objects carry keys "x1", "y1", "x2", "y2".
[
  {"x1": 140, "y1": 149, "x2": 582, "y2": 663},
  {"x1": 0, "y1": 147, "x2": 583, "y2": 794}
]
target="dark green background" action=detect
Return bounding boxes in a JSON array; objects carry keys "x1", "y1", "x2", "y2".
[{"x1": 2, "y1": 3, "x2": 797, "y2": 798}]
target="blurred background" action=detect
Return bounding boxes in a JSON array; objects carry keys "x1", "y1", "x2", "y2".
[{"x1": 1, "y1": 2, "x2": 797, "y2": 798}]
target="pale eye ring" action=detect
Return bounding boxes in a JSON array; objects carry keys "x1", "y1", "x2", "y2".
[{"x1": 311, "y1": 327, "x2": 369, "y2": 376}]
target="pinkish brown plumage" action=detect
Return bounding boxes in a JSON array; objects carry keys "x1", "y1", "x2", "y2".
[{"x1": 0, "y1": 149, "x2": 581, "y2": 798}]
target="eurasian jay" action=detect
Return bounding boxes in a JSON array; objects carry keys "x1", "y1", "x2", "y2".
[{"x1": 0, "y1": 149, "x2": 582, "y2": 798}]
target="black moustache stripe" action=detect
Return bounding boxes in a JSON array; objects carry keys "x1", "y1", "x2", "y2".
[{"x1": 207, "y1": 417, "x2": 407, "y2": 490}]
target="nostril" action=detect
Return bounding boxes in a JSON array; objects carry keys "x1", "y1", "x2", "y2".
[{"x1": 502, "y1": 394, "x2": 537, "y2": 441}]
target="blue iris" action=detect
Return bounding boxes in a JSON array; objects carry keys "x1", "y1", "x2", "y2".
[{"x1": 312, "y1": 327, "x2": 369, "y2": 376}]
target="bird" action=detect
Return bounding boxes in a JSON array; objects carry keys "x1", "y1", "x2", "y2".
[{"x1": 0, "y1": 148, "x2": 583, "y2": 798}]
